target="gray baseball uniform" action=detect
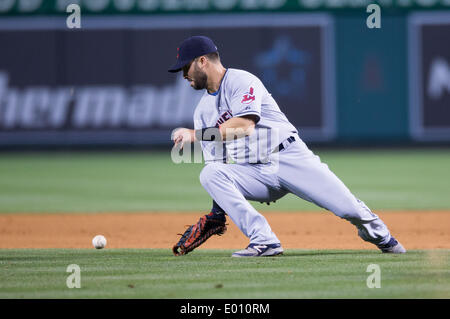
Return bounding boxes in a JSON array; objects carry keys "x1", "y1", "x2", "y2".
[{"x1": 194, "y1": 68, "x2": 392, "y2": 247}]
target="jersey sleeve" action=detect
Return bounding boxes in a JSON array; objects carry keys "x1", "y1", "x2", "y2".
[{"x1": 229, "y1": 78, "x2": 263, "y2": 123}]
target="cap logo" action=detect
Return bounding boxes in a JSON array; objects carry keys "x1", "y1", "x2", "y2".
[{"x1": 176, "y1": 47, "x2": 179, "y2": 59}]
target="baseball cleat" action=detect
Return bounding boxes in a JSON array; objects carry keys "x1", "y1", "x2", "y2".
[
  {"x1": 231, "y1": 243, "x2": 284, "y2": 257},
  {"x1": 378, "y1": 237, "x2": 406, "y2": 254}
]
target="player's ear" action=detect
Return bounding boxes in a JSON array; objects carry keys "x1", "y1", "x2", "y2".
[{"x1": 198, "y1": 56, "x2": 208, "y2": 68}]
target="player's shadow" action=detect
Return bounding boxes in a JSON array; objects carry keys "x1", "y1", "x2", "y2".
[{"x1": 279, "y1": 250, "x2": 378, "y2": 257}]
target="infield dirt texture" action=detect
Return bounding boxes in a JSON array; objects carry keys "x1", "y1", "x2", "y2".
[
  {"x1": 0, "y1": 211, "x2": 449, "y2": 250},
  {"x1": 0, "y1": 150, "x2": 449, "y2": 298}
]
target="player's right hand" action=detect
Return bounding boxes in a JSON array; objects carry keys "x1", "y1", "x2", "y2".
[{"x1": 172, "y1": 128, "x2": 195, "y2": 150}]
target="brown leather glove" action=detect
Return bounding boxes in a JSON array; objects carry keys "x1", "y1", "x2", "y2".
[{"x1": 172, "y1": 212, "x2": 227, "y2": 256}]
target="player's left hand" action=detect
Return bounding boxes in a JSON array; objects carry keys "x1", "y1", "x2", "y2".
[{"x1": 173, "y1": 212, "x2": 227, "y2": 256}]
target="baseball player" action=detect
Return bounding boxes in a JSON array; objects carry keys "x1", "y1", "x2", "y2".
[{"x1": 169, "y1": 36, "x2": 406, "y2": 257}]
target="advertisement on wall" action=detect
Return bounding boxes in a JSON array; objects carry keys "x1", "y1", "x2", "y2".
[
  {"x1": 409, "y1": 12, "x2": 450, "y2": 141},
  {"x1": 0, "y1": 14, "x2": 335, "y2": 146},
  {"x1": 0, "y1": 0, "x2": 449, "y2": 15}
]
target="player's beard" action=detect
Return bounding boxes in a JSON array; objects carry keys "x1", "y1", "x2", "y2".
[{"x1": 191, "y1": 66, "x2": 208, "y2": 90}]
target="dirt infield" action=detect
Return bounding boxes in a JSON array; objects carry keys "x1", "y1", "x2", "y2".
[{"x1": 0, "y1": 211, "x2": 449, "y2": 250}]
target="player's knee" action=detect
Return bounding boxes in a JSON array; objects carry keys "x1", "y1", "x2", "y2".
[{"x1": 199, "y1": 163, "x2": 226, "y2": 187}]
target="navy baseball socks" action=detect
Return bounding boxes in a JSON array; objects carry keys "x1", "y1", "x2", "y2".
[
  {"x1": 205, "y1": 200, "x2": 227, "y2": 224},
  {"x1": 210, "y1": 200, "x2": 226, "y2": 217}
]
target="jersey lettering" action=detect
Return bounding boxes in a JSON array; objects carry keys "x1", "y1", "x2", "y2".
[{"x1": 216, "y1": 110, "x2": 233, "y2": 126}]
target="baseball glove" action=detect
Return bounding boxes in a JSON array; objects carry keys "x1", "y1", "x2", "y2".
[{"x1": 172, "y1": 212, "x2": 227, "y2": 256}]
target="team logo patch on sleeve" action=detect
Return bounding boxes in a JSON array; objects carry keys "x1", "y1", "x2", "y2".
[{"x1": 241, "y1": 87, "x2": 255, "y2": 104}]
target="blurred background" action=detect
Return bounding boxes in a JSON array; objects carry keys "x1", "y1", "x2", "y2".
[{"x1": 0, "y1": 0, "x2": 449, "y2": 213}]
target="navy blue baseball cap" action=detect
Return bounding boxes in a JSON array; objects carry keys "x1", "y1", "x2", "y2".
[{"x1": 168, "y1": 36, "x2": 218, "y2": 73}]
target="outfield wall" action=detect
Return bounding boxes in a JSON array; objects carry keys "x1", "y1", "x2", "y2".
[{"x1": 0, "y1": 3, "x2": 449, "y2": 146}]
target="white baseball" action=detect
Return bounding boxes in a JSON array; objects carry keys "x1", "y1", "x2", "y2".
[{"x1": 92, "y1": 235, "x2": 107, "y2": 249}]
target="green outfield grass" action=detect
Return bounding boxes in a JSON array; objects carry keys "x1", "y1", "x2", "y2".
[
  {"x1": 0, "y1": 249, "x2": 448, "y2": 299},
  {"x1": 1, "y1": 150, "x2": 449, "y2": 299},
  {"x1": 0, "y1": 149, "x2": 449, "y2": 213}
]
